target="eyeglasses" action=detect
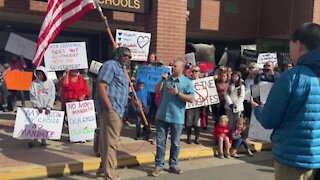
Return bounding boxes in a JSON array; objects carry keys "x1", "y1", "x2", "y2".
[
  {"x1": 264, "y1": 65, "x2": 271, "y2": 67},
  {"x1": 122, "y1": 54, "x2": 132, "y2": 59},
  {"x1": 192, "y1": 70, "x2": 200, "y2": 73}
]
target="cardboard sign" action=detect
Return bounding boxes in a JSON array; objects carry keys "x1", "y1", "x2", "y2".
[
  {"x1": 5, "y1": 33, "x2": 37, "y2": 60},
  {"x1": 136, "y1": 66, "x2": 171, "y2": 93},
  {"x1": 185, "y1": 53, "x2": 196, "y2": 66},
  {"x1": 248, "y1": 82, "x2": 273, "y2": 142},
  {"x1": 257, "y1": 53, "x2": 277, "y2": 69},
  {"x1": 116, "y1": 29, "x2": 151, "y2": 61},
  {"x1": 4, "y1": 71, "x2": 33, "y2": 91},
  {"x1": 89, "y1": 60, "x2": 103, "y2": 74},
  {"x1": 13, "y1": 108, "x2": 64, "y2": 140},
  {"x1": 186, "y1": 76, "x2": 220, "y2": 109},
  {"x1": 66, "y1": 100, "x2": 97, "y2": 142},
  {"x1": 47, "y1": 72, "x2": 58, "y2": 81},
  {"x1": 44, "y1": 42, "x2": 88, "y2": 71}
]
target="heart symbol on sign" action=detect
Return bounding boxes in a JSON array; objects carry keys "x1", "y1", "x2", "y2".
[
  {"x1": 137, "y1": 36, "x2": 150, "y2": 49},
  {"x1": 118, "y1": 32, "x2": 123, "y2": 36}
]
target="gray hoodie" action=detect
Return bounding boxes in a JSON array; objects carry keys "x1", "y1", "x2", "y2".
[{"x1": 29, "y1": 66, "x2": 56, "y2": 110}]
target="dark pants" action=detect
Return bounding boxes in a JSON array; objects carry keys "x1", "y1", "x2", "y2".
[
  {"x1": 232, "y1": 138, "x2": 249, "y2": 150},
  {"x1": 8, "y1": 90, "x2": 25, "y2": 110}
]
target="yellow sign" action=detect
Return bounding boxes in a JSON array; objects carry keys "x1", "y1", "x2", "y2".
[{"x1": 98, "y1": 0, "x2": 150, "y2": 14}]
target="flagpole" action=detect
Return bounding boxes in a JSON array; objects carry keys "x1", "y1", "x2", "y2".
[{"x1": 95, "y1": 1, "x2": 150, "y2": 128}]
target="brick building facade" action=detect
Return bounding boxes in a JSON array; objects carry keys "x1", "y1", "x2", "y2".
[{"x1": 0, "y1": 0, "x2": 319, "y2": 65}]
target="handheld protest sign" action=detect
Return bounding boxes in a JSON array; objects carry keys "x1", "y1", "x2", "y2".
[
  {"x1": 186, "y1": 76, "x2": 220, "y2": 109},
  {"x1": 44, "y1": 42, "x2": 88, "y2": 71},
  {"x1": 66, "y1": 100, "x2": 97, "y2": 142},
  {"x1": 4, "y1": 71, "x2": 33, "y2": 91},
  {"x1": 13, "y1": 108, "x2": 64, "y2": 140}
]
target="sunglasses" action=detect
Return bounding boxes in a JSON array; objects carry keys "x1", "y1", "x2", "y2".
[
  {"x1": 192, "y1": 70, "x2": 200, "y2": 73},
  {"x1": 264, "y1": 65, "x2": 271, "y2": 67}
]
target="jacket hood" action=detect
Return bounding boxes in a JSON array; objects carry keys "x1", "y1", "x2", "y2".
[
  {"x1": 34, "y1": 66, "x2": 48, "y2": 81},
  {"x1": 298, "y1": 49, "x2": 320, "y2": 75}
]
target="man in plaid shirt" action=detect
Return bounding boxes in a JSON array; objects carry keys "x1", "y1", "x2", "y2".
[{"x1": 95, "y1": 47, "x2": 131, "y2": 180}]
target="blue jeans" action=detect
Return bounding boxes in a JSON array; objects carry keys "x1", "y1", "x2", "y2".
[
  {"x1": 232, "y1": 138, "x2": 249, "y2": 150},
  {"x1": 155, "y1": 120, "x2": 184, "y2": 169}
]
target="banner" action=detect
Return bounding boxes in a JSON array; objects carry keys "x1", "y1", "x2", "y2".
[
  {"x1": 66, "y1": 100, "x2": 97, "y2": 142},
  {"x1": 44, "y1": 42, "x2": 88, "y2": 71},
  {"x1": 248, "y1": 82, "x2": 274, "y2": 141},
  {"x1": 5, "y1": 33, "x2": 37, "y2": 60},
  {"x1": 185, "y1": 53, "x2": 196, "y2": 66},
  {"x1": 13, "y1": 108, "x2": 64, "y2": 140},
  {"x1": 4, "y1": 71, "x2": 33, "y2": 91},
  {"x1": 257, "y1": 53, "x2": 277, "y2": 69},
  {"x1": 186, "y1": 77, "x2": 220, "y2": 109},
  {"x1": 116, "y1": 29, "x2": 151, "y2": 61},
  {"x1": 89, "y1": 60, "x2": 103, "y2": 74},
  {"x1": 136, "y1": 66, "x2": 171, "y2": 93}
]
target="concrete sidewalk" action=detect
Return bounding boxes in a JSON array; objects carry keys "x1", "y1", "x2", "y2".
[{"x1": 0, "y1": 105, "x2": 272, "y2": 180}]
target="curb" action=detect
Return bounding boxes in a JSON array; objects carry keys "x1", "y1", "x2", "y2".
[{"x1": 0, "y1": 140, "x2": 272, "y2": 180}]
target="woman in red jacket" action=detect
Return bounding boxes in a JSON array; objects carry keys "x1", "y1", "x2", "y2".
[{"x1": 61, "y1": 68, "x2": 90, "y2": 106}]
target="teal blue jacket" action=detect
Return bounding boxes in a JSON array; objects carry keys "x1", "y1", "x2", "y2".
[{"x1": 254, "y1": 49, "x2": 320, "y2": 169}]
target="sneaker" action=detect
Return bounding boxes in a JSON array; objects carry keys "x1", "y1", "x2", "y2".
[
  {"x1": 224, "y1": 153, "x2": 231, "y2": 159},
  {"x1": 218, "y1": 153, "x2": 224, "y2": 159},
  {"x1": 247, "y1": 149, "x2": 254, "y2": 157},
  {"x1": 152, "y1": 168, "x2": 163, "y2": 177},
  {"x1": 194, "y1": 138, "x2": 200, "y2": 144},
  {"x1": 231, "y1": 153, "x2": 240, "y2": 158},
  {"x1": 168, "y1": 167, "x2": 183, "y2": 174}
]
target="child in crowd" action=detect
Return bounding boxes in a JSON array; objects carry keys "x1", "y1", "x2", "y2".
[
  {"x1": 214, "y1": 115, "x2": 232, "y2": 159},
  {"x1": 224, "y1": 71, "x2": 245, "y2": 131},
  {"x1": 29, "y1": 66, "x2": 56, "y2": 147},
  {"x1": 132, "y1": 80, "x2": 150, "y2": 140},
  {"x1": 231, "y1": 118, "x2": 253, "y2": 158}
]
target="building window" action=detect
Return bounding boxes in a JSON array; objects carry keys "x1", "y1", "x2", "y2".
[
  {"x1": 225, "y1": 2, "x2": 238, "y2": 14},
  {"x1": 187, "y1": 0, "x2": 195, "y2": 9}
]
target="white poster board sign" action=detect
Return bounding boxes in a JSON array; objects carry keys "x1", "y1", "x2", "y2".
[
  {"x1": 47, "y1": 72, "x2": 58, "y2": 81},
  {"x1": 257, "y1": 53, "x2": 277, "y2": 69},
  {"x1": 259, "y1": 81, "x2": 273, "y2": 103},
  {"x1": 66, "y1": 100, "x2": 97, "y2": 142},
  {"x1": 44, "y1": 42, "x2": 88, "y2": 71},
  {"x1": 13, "y1": 108, "x2": 64, "y2": 140},
  {"x1": 248, "y1": 82, "x2": 274, "y2": 142},
  {"x1": 116, "y1": 29, "x2": 151, "y2": 61},
  {"x1": 5, "y1": 33, "x2": 37, "y2": 60},
  {"x1": 186, "y1": 76, "x2": 220, "y2": 109},
  {"x1": 89, "y1": 60, "x2": 103, "y2": 74},
  {"x1": 248, "y1": 112, "x2": 272, "y2": 142},
  {"x1": 185, "y1": 53, "x2": 196, "y2": 66}
]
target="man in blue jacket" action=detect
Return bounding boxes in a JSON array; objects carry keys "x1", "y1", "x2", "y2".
[{"x1": 251, "y1": 23, "x2": 320, "y2": 180}]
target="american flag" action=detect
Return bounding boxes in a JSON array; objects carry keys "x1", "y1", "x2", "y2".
[{"x1": 33, "y1": 0, "x2": 96, "y2": 67}]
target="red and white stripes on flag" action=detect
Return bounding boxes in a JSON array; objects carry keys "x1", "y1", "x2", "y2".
[{"x1": 33, "y1": 0, "x2": 95, "y2": 67}]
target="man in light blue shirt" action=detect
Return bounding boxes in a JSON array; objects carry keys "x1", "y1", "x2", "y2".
[{"x1": 152, "y1": 59, "x2": 194, "y2": 177}]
